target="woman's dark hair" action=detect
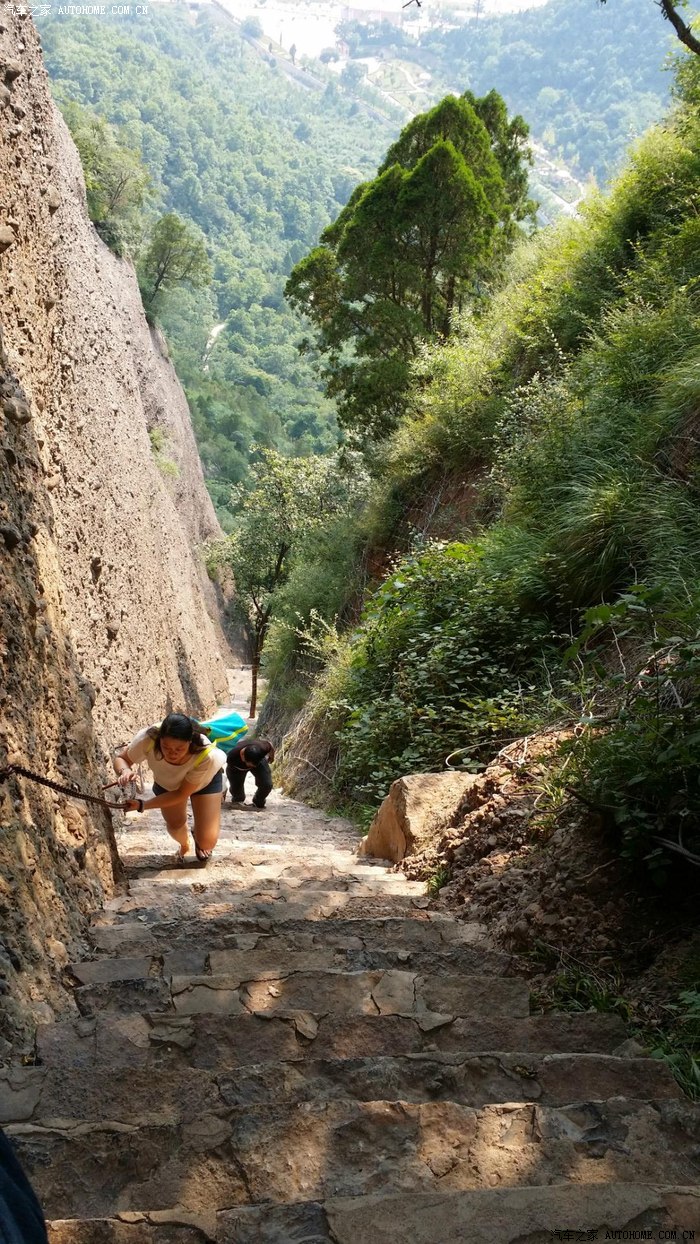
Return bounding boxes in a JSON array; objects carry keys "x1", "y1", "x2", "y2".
[{"x1": 146, "y1": 713, "x2": 210, "y2": 756}]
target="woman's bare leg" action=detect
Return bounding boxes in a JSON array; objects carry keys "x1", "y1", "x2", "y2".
[
  {"x1": 191, "y1": 791, "x2": 222, "y2": 854},
  {"x1": 160, "y1": 801, "x2": 190, "y2": 856}
]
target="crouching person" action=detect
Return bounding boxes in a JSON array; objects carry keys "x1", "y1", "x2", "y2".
[{"x1": 226, "y1": 738, "x2": 275, "y2": 810}]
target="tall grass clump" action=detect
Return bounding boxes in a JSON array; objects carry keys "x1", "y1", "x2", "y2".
[{"x1": 565, "y1": 589, "x2": 700, "y2": 875}]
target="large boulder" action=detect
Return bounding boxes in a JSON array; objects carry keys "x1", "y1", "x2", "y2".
[{"x1": 359, "y1": 772, "x2": 479, "y2": 863}]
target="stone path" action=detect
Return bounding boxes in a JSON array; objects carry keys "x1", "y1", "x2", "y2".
[{"x1": 2, "y1": 790, "x2": 700, "y2": 1241}]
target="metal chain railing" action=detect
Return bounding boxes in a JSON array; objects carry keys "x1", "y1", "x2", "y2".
[{"x1": 0, "y1": 764, "x2": 127, "y2": 810}]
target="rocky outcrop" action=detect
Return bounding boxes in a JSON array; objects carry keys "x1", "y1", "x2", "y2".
[
  {"x1": 0, "y1": 5, "x2": 229, "y2": 1045},
  {"x1": 360, "y1": 771, "x2": 479, "y2": 863}
]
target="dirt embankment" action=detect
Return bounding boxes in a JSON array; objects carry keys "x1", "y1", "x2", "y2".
[
  {"x1": 0, "y1": 5, "x2": 231, "y2": 1048},
  {"x1": 401, "y1": 732, "x2": 700, "y2": 1026}
]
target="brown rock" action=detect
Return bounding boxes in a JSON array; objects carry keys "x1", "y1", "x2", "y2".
[
  {"x1": 0, "y1": 224, "x2": 15, "y2": 251},
  {"x1": 2, "y1": 397, "x2": 30, "y2": 424},
  {"x1": 2, "y1": 61, "x2": 22, "y2": 84},
  {"x1": 0, "y1": 524, "x2": 21, "y2": 550},
  {"x1": 360, "y1": 772, "x2": 480, "y2": 864}
]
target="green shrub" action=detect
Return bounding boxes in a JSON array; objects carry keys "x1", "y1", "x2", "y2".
[
  {"x1": 148, "y1": 427, "x2": 180, "y2": 479},
  {"x1": 332, "y1": 540, "x2": 560, "y2": 804},
  {"x1": 566, "y1": 590, "x2": 700, "y2": 875},
  {"x1": 649, "y1": 989, "x2": 700, "y2": 1100}
]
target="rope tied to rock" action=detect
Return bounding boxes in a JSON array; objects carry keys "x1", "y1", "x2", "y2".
[{"x1": 0, "y1": 764, "x2": 127, "y2": 811}]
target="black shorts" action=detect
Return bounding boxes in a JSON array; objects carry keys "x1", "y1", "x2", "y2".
[{"x1": 153, "y1": 770, "x2": 224, "y2": 799}]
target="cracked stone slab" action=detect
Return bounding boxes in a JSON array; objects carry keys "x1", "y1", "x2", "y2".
[
  {"x1": 208, "y1": 948, "x2": 336, "y2": 978},
  {"x1": 3, "y1": 1054, "x2": 685, "y2": 1131},
  {"x1": 92, "y1": 892, "x2": 446, "y2": 924},
  {"x1": 16, "y1": 1099, "x2": 700, "y2": 1219},
  {"x1": 11, "y1": 1120, "x2": 249, "y2": 1220},
  {"x1": 170, "y1": 976, "x2": 247, "y2": 1017},
  {"x1": 0, "y1": 1067, "x2": 46, "y2": 1123},
  {"x1": 536, "y1": 1052, "x2": 681, "y2": 1102},
  {"x1": 73, "y1": 977, "x2": 172, "y2": 1017},
  {"x1": 321, "y1": 1184, "x2": 700, "y2": 1244},
  {"x1": 89, "y1": 925, "x2": 161, "y2": 956},
  {"x1": 126, "y1": 870, "x2": 430, "y2": 900},
  {"x1": 48, "y1": 1220, "x2": 213, "y2": 1243},
  {"x1": 0, "y1": 1062, "x2": 223, "y2": 1125},
  {"x1": 415, "y1": 974, "x2": 528, "y2": 1017},
  {"x1": 214, "y1": 1185, "x2": 700, "y2": 1244},
  {"x1": 217, "y1": 1201, "x2": 333, "y2": 1244},
  {"x1": 212, "y1": 1051, "x2": 681, "y2": 1111},
  {"x1": 37, "y1": 1015, "x2": 151, "y2": 1072},
  {"x1": 89, "y1": 916, "x2": 492, "y2": 960},
  {"x1": 234, "y1": 971, "x2": 529, "y2": 1021},
  {"x1": 341, "y1": 944, "x2": 513, "y2": 975},
  {"x1": 67, "y1": 958, "x2": 157, "y2": 986},
  {"x1": 35, "y1": 1011, "x2": 631, "y2": 1075},
  {"x1": 161, "y1": 949, "x2": 209, "y2": 976},
  {"x1": 369, "y1": 971, "x2": 417, "y2": 1014}
]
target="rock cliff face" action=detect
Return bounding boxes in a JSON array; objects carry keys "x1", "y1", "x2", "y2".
[{"x1": 0, "y1": 4, "x2": 230, "y2": 1049}]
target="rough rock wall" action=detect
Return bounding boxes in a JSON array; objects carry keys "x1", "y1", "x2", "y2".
[{"x1": 0, "y1": 5, "x2": 229, "y2": 1049}]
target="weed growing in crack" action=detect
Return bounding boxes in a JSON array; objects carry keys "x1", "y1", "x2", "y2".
[{"x1": 426, "y1": 863, "x2": 452, "y2": 897}]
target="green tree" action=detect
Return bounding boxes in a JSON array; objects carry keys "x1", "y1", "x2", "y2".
[
  {"x1": 461, "y1": 88, "x2": 536, "y2": 237},
  {"x1": 241, "y1": 15, "x2": 263, "y2": 38},
  {"x1": 138, "y1": 212, "x2": 212, "y2": 313},
  {"x1": 286, "y1": 93, "x2": 531, "y2": 443},
  {"x1": 62, "y1": 100, "x2": 151, "y2": 254},
  {"x1": 225, "y1": 449, "x2": 366, "y2": 715}
]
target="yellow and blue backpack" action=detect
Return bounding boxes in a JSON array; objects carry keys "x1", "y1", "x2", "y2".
[{"x1": 196, "y1": 712, "x2": 248, "y2": 754}]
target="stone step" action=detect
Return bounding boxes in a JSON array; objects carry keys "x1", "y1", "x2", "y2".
[
  {"x1": 49, "y1": 1214, "x2": 210, "y2": 1242},
  {"x1": 48, "y1": 1183, "x2": 700, "y2": 1244},
  {"x1": 67, "y1": 938, "x2": 514, "y2": 986},
  {"x1": 10, "y1": 1095, "x2": 694, "y2": 1219},
  {"x1": 89, "y1": 915, "x2": 488, "y2": 957},
  {"x1": 124, "y1": 872, "x2": 428, "y2": 901},
  {"x1": 69, "y1": 968, "x2": 530, "y2": 1020},
  {"x1": 96, "y1": 889, "x2": 441, "y2": 925},
  {"x1": 1, "y1": 1051, "x2": 681, "y2": 1124},
  {"x1": 123, "y1": 861, "x2": 425, "y2": 896},
  {"x1": 36, "y1": 1009, "x2": 631, "y2": 1076}
]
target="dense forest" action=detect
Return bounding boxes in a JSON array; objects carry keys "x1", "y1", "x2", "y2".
[
  {"x1": 39, "y1": 0, "x2": 678, "y2": 529},
  {"x1": 39, "y1": 7, "x2": 396, "y2": 521},
  {"x1": 423, "y1": 0, "x2": 674, "y2": 181},
  {"x1": 342, "y1": 0, "x2": 673, "y2": 185}
]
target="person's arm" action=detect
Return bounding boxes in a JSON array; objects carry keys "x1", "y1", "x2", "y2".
[
  {"x1": 113, "y1": 746, "x2": 138, "y2": 788},
  {"x1": 124, "y1": 777, "x2": 201, "y2": 814}
]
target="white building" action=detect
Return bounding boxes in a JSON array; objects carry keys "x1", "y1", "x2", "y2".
[{"x1": 341, "y1": 0, "x2": 405, "y2": 28}]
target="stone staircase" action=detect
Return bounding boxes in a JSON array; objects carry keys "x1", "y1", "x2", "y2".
[{"x1": 2, "y1": 792, "x2": 699, "y2": 1242}]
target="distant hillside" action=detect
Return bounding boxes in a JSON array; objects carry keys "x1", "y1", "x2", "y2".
[
  {"x1": 39, "y1": 6, "x2": 396, "y2": 522},
  {"x1": 421, "y1": 0, "x2": 674, "y2": 183}
]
